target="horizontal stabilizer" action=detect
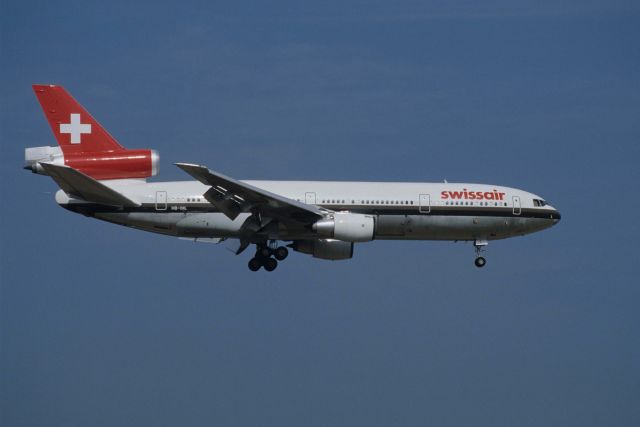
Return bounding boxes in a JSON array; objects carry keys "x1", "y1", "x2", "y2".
[{"x1": 39, "y1": 163, "x2": 140, "y2": 207}]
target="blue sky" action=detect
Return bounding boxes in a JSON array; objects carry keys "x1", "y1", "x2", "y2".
[{"x1": 1, "y1": 1, "x2": 639, "y2": 426}]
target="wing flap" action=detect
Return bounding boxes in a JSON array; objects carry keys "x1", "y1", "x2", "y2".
[
  {"x1": 39, "y1": 162, "x2": 140, "y2": 207},
  {"x1": 203, "y1": 186, "x2": 243, "y2": 220},
  {"x1": 175, "y1": 163, "x2": 326, "y2": 222}
]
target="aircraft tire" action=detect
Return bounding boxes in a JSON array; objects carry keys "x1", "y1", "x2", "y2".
[
  {"x1": 259, "y1": 247, "x2": 272, "y2": 258},
  {"x1": 248, "y1": 258, "x2": 262, "y2": 271},
  {"x1": 274, "y1": 246, "x2": 289, "y2": 261},
  {"x1": 474, "y1": 257, "x2": 486, "y2": 268},
  {"x1": 263, "y1": 258, "x2": 278, "y2": 272}
]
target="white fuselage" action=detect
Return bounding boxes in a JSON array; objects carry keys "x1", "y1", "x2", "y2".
[
  {"x1": 56, "y1": 179, "x2": 561, "y2": 243},
  {"x1": 28, "y1": 84, "x2": 561, "y2": 269}
]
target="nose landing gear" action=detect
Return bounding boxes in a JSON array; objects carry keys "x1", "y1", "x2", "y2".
[
  {"x1": 248, "y1": 241, "x2": 289, "y2": 271},
  {"x1": 474, "y1": 239, "x2": 488, "y2": 268}
]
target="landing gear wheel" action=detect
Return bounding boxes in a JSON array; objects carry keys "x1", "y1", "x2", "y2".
[
  {"x1": 248, "y1": 258, "x2": 262, "y2": 271},
  {"x1": 274, "y1": 246, "x2": 289, "y2": 261},
  {"x1": 258, "y1": 247, "x2": 272, "y2": 258},
  {"x1": 474, "y1": 257, "x2": 486, "y2": 268},
  {"x1": 263, "y1": 257, "x2": 278, "y2": 272}
]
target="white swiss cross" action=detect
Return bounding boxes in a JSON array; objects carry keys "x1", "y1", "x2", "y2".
[{"x1": 59, "y1": 113, "x2": 91, "y2": 144}]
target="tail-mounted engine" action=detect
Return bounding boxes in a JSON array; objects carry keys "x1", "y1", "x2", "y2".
[{"x1": 25, "y1": 146, "x2": 160, "y2": 180}]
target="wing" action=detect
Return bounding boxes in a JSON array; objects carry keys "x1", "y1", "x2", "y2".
[
  {"x1": 40, "y1": 162, "x2": 140, "y2": 207},
  {"x1": 175, "y1": 163, "x2": 327, "y2": 223}
]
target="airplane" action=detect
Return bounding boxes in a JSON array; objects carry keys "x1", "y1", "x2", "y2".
[{"x1": 25, "y1": 84, "x2": 561, "y2": 271}]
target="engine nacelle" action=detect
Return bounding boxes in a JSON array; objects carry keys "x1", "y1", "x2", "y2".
[
  {"x1": 65, "y1": 149, "x2": 159, "y2": 180},
  {"x1": 25, "y1": 146, "x2": 159, "y2": 180},
  {"x1": 313, "y1": 213, "x2": 374, "y2": 242},
  {"x1": 291, "y1": 239, "x2": 354, "y2": 260}
]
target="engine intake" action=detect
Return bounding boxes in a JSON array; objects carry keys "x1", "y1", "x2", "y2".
[{"x1": 313, "y1": 213, "x2": 374, "y2": 242}]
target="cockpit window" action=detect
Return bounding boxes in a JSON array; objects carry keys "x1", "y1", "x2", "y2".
[{"x1": 533, "y1": 199, "x2": 547, "y2": 207}]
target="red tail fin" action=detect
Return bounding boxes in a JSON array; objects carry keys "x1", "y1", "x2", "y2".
[
  {"x1": 31, "y1": 84, "x2": 159, "y2": 180},
  {"x1": 32, "y1": 84, "x2": 124, "y2": 153}
]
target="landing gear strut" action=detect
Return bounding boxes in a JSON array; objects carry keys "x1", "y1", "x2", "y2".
[
  {"x1": 247, "y1": 241, "x2": 289, "y2": 271},
  {"x1": 474, "y1": 240, "x2": 488, "y2": 268}
]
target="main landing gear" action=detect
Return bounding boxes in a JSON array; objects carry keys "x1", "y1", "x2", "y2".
[
  {"x1": 248, "y1": 242, "x2": 289, "y2": 272},
  {"x1": 474, "y1": 240, "x2": 488, "y2": 268}
]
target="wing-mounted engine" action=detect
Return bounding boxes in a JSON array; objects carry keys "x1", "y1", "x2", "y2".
[
  {"x1": 290, "y1": 239, "x2": 354, "y2": 260},
  {"x1": 313, "y1": 213, "x2": 375, "y2": 242}
]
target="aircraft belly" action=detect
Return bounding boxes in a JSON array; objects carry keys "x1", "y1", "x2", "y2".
[
  {"x1": 104, "y1": 212, "x2": 184, "y2": 234},
  {"x1": 175, "y1": 213, "x2": 250, "y2": 237},
  {"x1": 375, "y1": 215, "x2": 407, "y2": 237},
  {"x1": 91, "y1": 211, "x2": 556, "y2": 242},
  {"x1": 375, "y1": 214, "x2": 542, "y2": 241}
]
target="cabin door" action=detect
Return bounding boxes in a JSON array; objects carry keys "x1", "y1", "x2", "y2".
[
  {"x1": 155, "y1": 191, "x2": 167, "y2": 211},
  {"x1": 305, "y1": 192, "x2": 316, "y2": 205},
  {"x1": 419, "y1": 194, "x2": 431, "y2": 213},
  {"x1": 512, "y1": 195, "x2": 521, "y2": 215}
]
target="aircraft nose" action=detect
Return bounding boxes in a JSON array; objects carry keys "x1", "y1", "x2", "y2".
[{"x1": 553, "y1": 209, "x2": 561, "y2": 223}]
